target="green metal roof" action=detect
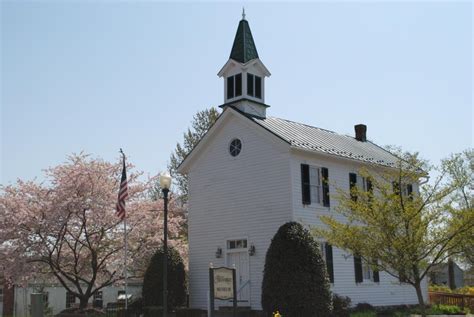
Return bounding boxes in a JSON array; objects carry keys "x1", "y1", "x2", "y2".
[{"x1": 229, "y1": 18, "x2": 259, "y2": 63}]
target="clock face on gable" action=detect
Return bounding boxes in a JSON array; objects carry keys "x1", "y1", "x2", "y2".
[{"x1": 229, "y1": 138, "x2": 242, "y2": 157}]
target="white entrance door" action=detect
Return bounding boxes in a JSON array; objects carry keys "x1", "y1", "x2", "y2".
[{"x1": 227, "y1": 251, "x2": 250, "y2": 305}]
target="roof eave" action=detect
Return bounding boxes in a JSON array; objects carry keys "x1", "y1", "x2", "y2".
[
  {"x1": 290, "y1": 146, "x2": 396, "y2": 169},
  {"x1": 217, "y1": 58, "x2": 271, "y2": 77},
  {"x1": 249, "y1": 59, "x2": 271, "y2": 77},
  {"x1": 177, "y1": 110, "x2": 227, "y2": 174},
  {"x1": 217, "y1": 59, "x2": 238, "y2": 77}
]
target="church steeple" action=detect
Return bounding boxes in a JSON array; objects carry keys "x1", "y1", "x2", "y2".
[
  {"x1": 217, "y1": 11, "x2": 271, "y2": 119},
  {"x1": 229, "y1": 11, "x2": 259, "y2": 64}
]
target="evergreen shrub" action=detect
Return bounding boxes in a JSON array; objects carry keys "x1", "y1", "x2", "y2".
[
  {"x1": 332, "y1": 294, "x2": 351, "y2": 317},
  {"x1": 142, "y1": 247, "x2": 186, "y2": 311},
  {"x1": 261, "y1": 222, "x2": 332, "y2": 316}
]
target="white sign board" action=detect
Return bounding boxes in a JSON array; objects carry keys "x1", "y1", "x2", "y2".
[{"x1": 213, "y1": 267, "x2": 234, "y2": 300}]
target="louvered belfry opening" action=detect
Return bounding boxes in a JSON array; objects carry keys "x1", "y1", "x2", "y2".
[{"x1": 355, "y1": 124, "x2": 367, "y2": 142}]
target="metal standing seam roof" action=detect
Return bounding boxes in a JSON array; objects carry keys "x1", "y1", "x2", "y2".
[{"x1": 249, "y1": 116, "x2": 401, "y2": 167}]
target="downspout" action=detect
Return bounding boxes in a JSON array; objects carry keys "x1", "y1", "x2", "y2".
[{"x1": 419, "y1": 175, "x2": 429, "y2": 185}]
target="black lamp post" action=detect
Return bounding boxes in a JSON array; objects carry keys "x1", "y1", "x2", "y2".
[{"x1": 159, "y1": 172, "x2": 172, "y2": 317}]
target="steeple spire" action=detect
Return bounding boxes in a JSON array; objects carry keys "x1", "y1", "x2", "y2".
[
  {"x1": 218, "y1": 11, "x2": 271, "y2": 119},
  {"x1": 229, "y1": 13, "x2": 259, "y2": 63}
]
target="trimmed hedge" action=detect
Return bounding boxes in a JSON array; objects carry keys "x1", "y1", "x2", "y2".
[
  {"x1": 142, "y1": 247, "x2": 186, "y2": 311},
  {"x1": 261, "y1": 222, "x2": 332, "y2": 316}
]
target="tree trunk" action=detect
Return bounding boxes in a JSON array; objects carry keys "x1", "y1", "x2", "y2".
[
  {"x1": 414, "y1": 281, "x2": 426, "y2": 317},
  {"x1": 448, "y1": 258, "x2": 456, "y2": 290},
  {"x1": 79, "y1": 296, "x2": 89, "y2": 310}
]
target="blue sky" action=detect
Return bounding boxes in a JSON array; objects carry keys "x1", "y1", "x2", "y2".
[{"x1": 1, "y1": 2, "x2": 472, "y2": 184}]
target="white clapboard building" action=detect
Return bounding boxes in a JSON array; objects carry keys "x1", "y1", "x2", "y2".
[
  {"x1": 9, "y1": 281, "x2": 142, "y2": 317},
  {"x1": 178, "y1": 14, "x2": 427, "y2": 311}
]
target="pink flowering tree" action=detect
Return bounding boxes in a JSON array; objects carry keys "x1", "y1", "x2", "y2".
[{"x1": 0, "y1": 153, "x2": 187, "y2": 309}]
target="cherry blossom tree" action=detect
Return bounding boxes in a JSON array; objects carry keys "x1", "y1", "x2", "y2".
[{"x1": 0, "y1": 153, "x2": 187, "y2": 309}]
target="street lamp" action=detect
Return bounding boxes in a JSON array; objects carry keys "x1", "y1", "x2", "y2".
[{"x1": 159, "y1": 172, "x2": 172, "y2": 317}]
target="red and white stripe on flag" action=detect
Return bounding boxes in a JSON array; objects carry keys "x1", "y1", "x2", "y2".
[{"x1": 116, "y1": 159, "x2": 129, "y2": 220}]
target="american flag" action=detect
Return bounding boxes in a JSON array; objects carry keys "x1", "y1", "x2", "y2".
[{"x1": 116, "y1": 156, "x2": 129, "y2": 220}]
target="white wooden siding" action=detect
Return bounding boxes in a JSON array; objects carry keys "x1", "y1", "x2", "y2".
[
  {"x1": 13, "y1": 284, "x2": 142, "y2": 316},
  {"x1": 290, "y1": 151, "x2": 428, "y2": 306},
  {"x1": 187, "y1": 112, "x2": 292, "y2": 310},
  {"x1": 185, "y1": 108, "x2": 427, "y2": 310}
]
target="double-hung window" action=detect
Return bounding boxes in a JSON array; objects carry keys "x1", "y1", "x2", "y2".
[
  {"x1": 354, "y1": 255, "x2": 380, "y2": 283},
  {"x1": 402, "y1": 183, "x2": 413, "y2": 200},
  {"x1": 301, "y1": 164, "x2": 330, "y2": 207},
  {"x1": 93, "y1": 291, "x2": 103, "y2": 308},
  {"x1": 362, "y1": 260, "x2": 373, "y2": 281},
  {"x1": 358, "y1": 175, "x2": 368, "y2": 192},
  {"x1": 393, "y1": 181, "x2": 414, "y2": 201},
  {"x1": 66, "y1": 291, "x2": 75, "y2": 308},
  {"x1": 310, "y1": 167, "x2": 321, "y2": 204},
  {"x1": 349, "y1": 173, "x2": 373, "y2": 202}
]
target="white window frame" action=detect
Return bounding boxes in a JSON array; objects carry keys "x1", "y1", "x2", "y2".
[
  {"x1": 247, "y1": 73, "x2": 262, "y2": 99},
  {"x1": 227, "y1": 73, "x2": 242, "y2": 100},
  {"x1": 401, "y1": 183, "x2": 414, "y2": 197},
  {"x1": 319, "y1": 242, "x2": 327, "y2": 262},
  {"x1": 93, "y1": 290, "x2": 103, "y2": 308},
  {"x1": 66, "y1": 291, "x2": 75, "y2": 308},
  {"x1": 362, "y1": 259, "x2": 373, "y2": 281},
  {"x1": 357, "y1": 175, "x2": 368, "y2": 192},
  {"x1": 93, "y1": 291, "x2": 103, "y2": 300},
  {"x1": 226, "y1": 238, "x2": 248, "y2": 252},
  {"x1": 402, "y1": 184, "x2": 408, "y2": 197},
  {"x1": 309, "y1": 166, "x2": 322, "y2": 205}
]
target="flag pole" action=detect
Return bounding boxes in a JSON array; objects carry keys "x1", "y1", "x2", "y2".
[
  {"x1": 124, "y1": 210, "x2": 128, "y2": 310},
  {"x1": 119, "y1": 149, "x2": 128, "y2": 311}
]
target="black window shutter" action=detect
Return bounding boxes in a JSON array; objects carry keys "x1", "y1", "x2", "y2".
[
  {"x1": 349, "y1": 173, "x2": 357, "y2": 202},
  {"x1": 325, "y1": 243, "x2": 334, "y2": 283},
  {"x1": 373, "y1": 269, "x2": 380, "y2": 283},
  {"x1": 392, "y1": 181, "x2": 400, "y2": 195},
  {"x1": 354, "y1": 255, "x2": 363, "y2": 283},
  {"x1": 407, "y1": 184, "x2": 413, "y2": 201},
  {"x1": 366, "y1": 178, "x2": 373, "y2": 203},
  {"x1": 373, "y1": 260, "x2": 380, "y2": 283},
  {"x1": 321, "y1": 167, "x2": 330, "y2": 207},
  {"x1": 366, "y1": 178, "x2": 373, "y2": 193},
  {"x1": 301, "y1": 164, "x2": 311, "y2": 205}
]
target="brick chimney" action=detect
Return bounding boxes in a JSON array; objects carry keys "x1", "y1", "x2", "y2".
[{"x1": 354, "y1": 124, "x2": 367, "y2": 142}]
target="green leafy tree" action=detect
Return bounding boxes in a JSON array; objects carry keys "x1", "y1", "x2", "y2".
[
  {"x1": 168, "y1": 107, "x2": 220, "y2": 202},
  {"x1": 142, "y1": 247, "x2": 187, "y2": 311},
  {"x1": 315, "y1": 149, "x2": 473, "y2": 317},
  {"x1": 262, "y1": 222, "x2": 332, "y2": 316},
  {"x1": 442, "y1": 150, "x2": 474, "y2": 268}
]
